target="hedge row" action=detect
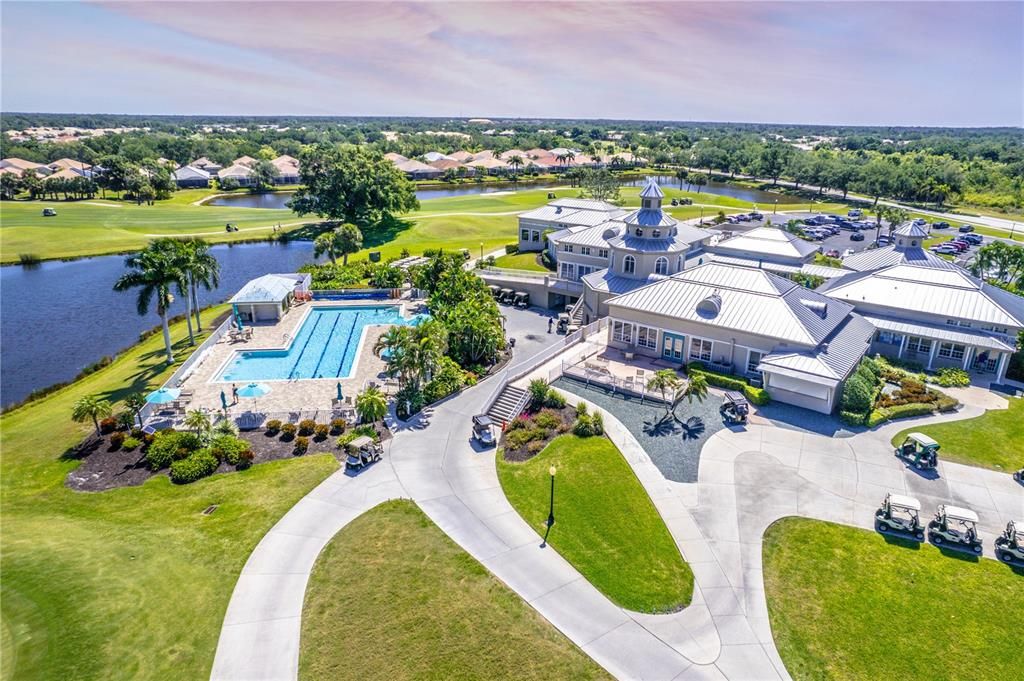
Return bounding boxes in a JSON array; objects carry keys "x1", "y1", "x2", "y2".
[{"x1": 685, "y1": 363, "x2": 770, "y2": 405}]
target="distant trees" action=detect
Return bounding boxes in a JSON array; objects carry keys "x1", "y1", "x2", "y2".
[
  {"x1": 758, "y1": 143, "x2": 791, "y2": 185},
  {"x1": 250, "y1": 159, "x2": 277, "y2": 192},
  {"x1": 291, "y1": 145, "x2": 418, "y2": 228},
  {"x1": 580, "y1": 168, "x2": 620, "y2": 203},
  {"x1": 971, "y1": 242, "x2": 1024, "y2": 289}
]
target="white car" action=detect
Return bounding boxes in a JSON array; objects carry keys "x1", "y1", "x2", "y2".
[
  {"x1": 930, "y1": 244, "x2": 958, "y2": 255},
  {"x1": 842, "y1": 248, "x2": 855, "y2": 258}
]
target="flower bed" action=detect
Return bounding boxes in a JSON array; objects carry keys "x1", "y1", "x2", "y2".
[
  {"x1": 500, "y1": 382, "x2": 605, "y2": 462},
  {"x1": 839, "y1": 356, "x2": 959, "y2": 427}
]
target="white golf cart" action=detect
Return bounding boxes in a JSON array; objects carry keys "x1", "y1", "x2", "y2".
[
  {"x1": 928, "y1": 504, "x2": 983, "y2": 554},
  {"x1": 875, "y1": 493, "x2": 925, "y2": 540},
  {"x1": 344, "y1": 435, "x2": 382, "y2": 470},
  {"x1": 994, "y1": 520, "x2": 1024, "y2": 564},
  {"x1": 472, "y1": 414, "x2": 496, "y2": 448}
]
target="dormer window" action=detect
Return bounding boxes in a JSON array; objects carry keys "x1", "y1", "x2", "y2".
[
  {"x1": 635, "y1": 228, "x2": 643, "y2": 237},
  {"x1": 653, "y1": 229, "x2": 661, "y2": 238}
]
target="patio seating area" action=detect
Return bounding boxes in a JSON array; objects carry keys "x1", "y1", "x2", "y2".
[{"x1": 558, "y1": 345, "x2": 687, "y2": 403}]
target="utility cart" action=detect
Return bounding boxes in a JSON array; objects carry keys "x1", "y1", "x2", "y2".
[
  {"x1": 875, "y1": 493, "x2": 925, "y2": 540},
  {"x1": 995, "y1": 520, "x2": 1024, "y2": 564},
  {"x1": 471, "y1": 414, "x2": 496, "y2": 448},
  {"x1": 928, "y1": 505, "x2": 983, "y2": 554},
  {"x1": 513, "y1": 291, "x2": 530, "y2": 309},
  {"x1": 894, "y1": 432, "x2": 939, "y2": 470},
  {"x1": 720, "y1": 391, "x2": 749, "y2": 424},
  {"x1": 344, "y1": 435, "x2": 382, "y2": 470}
]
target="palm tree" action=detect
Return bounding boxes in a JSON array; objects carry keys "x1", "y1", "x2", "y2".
[
  {"x1": 178, "y1": 238, "x2": 220, "y2": 333},
  {"x1": 675, "y1": 169, "x2": 689, "y2": 190},
  {"x1": 114, "y1": 240, "x2": 185, "y2": 363},
  {"x1": 124, "y1": 392, "x2": 147, "y2": 428},
  {"x1": 646, "y1": 369, "x2": 681, "y2": 417},
  {"x1": 184, "y1": 409, "x2": 213, "y2": 442},
  {"x1": 72, "y1": 395, "x2": 113, "y2": 435},
  {"x1": 507, "y1": 155, "x2": 524, "y2": 178},
  {"x1": 355, "y1": 386, "x2": 388, "y2": 425},
  {"x1": 314, "y1": 231, "x2": 341, "y2": 265},
  {"x1": 673, "y1": 374, "x2": 709, "y2": 418},
  {"x1": 411, "y1": 319, "x2": 448, "y2": 383}
]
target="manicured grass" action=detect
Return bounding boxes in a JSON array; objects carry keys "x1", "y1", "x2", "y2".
[
  {"x1": 764, "y1": 518, "x2": 1023, "y2": 681},
  {"x1": 0, "y1": 306, "x2": 337, "y2": 681},
  {"x1": 890, "y1": 397, "x2": 1024, "y2": 472},
  {"x1": 496, "y1": 434, "x2": 693, "y2": 612},
  {"x1": 493, "y1": 251, "x2": 549, "y2": 271},
  {"x1": 300, "y1": 500, "x2": 611, "y2": 681}
]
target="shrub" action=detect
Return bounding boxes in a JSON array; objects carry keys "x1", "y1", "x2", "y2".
[
  {"x1": 935, "y1": 394, "x2": 960, "y2": 412},
  {"x1": 840, "y1": 375, "x2": 873, "y2": 413},
  {"x1": 932, "y1": 367, "x2": 970, "y2": 387},
  {"x1": 743, "y1": 385, "x2": 771, "y2": 405},
  {"x1": 330, "y1": 418, "x2": 347, "y2": 434},
  {"x1": 293, "y1": 436, "x2": 309, "y2": 455},
  {"x1": 130, "y1": 426, "x2": 144, "y2": 439},
  {"x1": 146, "y1": 431, "x2": 197, "y2": 470},
  {"x1": 280, "y1": 423, "x2": 297, "y2": 440},
  {"x1": 115, "y1": 410, "x2": 136, "y2": 430},
  {"x1": 422, "y1": 357, "x2": 467, "y2": 403},
  {"x1": 265, "y1": 419, "x2": 282, "y2": 434},
  {"x1": 175, "y1": 431, "x2": 204, "y2": 451},
  {"x1": 506, "y1": 417, "x2": 527, "y2": 431},
  {"x1": 395, "y1": 383, "x2": 425, "y2": 419},
  {"x1": 839, "y1": 410, "x2": 866, "y2": 426},
  {"x1": 544, "y1": 389, "x2": 566, "y2": 409},
  {"x1": 573, "y1": 414, "x2": 596, "y2": 437},
  {"x1": 526, "y1": 440, "x2": 545, "y2": 454},
  {"x1": 504, "y1": 243, "x2": 519, "y2": 254},
  {"x1": 169, "y1": 449, "x2": 218, "y2": 484},
  {"x1": 866, "y1": 410, "x2": 888, "y2": 428},
  {"x1": 213, "y1": 419, "x2": 238, "y2": 437},
  {"x1": 883, "y1": 403, "x2": 937, "y2": 421},
  {"x1": 505, "y1": 429, "x2": 533, "y2": 450},
  {"x1": 109, "y1": 432, "x2": 126, "y2": 449},
  {"x1": 236, "y1": 449, "x2": 255, "y2": 470},
  {"x1": 210, "y1": 435, "x2": 250, "y2": 465},
  {"x1": 528, "y1": 379, "x2": 550, "y2": 411},
  {"x1": 99, "y1": 417, "x2": 117, "y2": 434},
  {"x1": 121, "y1": 436, "x2": 141, "y2": 451},
  {"x1": 534, "y1": 409, "x2": 562, "y2": 430},
  {"x1": 575, "y1": 402, "x2": 588, "y2": 418},
  {"x1": 591, "y1": 411, "x2": 604, "y2": 435},
  {"x1": 313, "y1": 423, "x2": 330, "y2": 440},
  {"x1": 297, "y1": 419, "x2": 317, "y2": 436}
]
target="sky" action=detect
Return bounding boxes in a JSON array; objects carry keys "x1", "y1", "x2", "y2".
[{"x1": 1, "y1": 1, "x2": 1021, "y2": 127}]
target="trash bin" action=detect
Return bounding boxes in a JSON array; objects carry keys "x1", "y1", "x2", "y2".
[{"x1": 369, "y1": 251, "x2": 381, "y2": 262}]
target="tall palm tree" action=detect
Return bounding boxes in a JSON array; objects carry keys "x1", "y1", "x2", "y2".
[
  {"x1": 675, "y1": 169, "x2": 689, "y2": 190},
  {"x1": 124, "y1": 392, "x2": 147, "y2": 428},
  {"x1": 507, "y1": 155, "x2": 524, "y2": 178},
  {"x1": 180, "y1": 238, "x2": 220, "y2": 332},
  {"x1": 114, "y1": 240, "x2": 184, "y2": 363},
  {"x1": 72, "y1": 395, "x2": 113, "y2": 435},
  {"x1": 646, "y1": 369, "x2": 681, "y2": 417},
  {"x1": 314, "y1": 231, "x2": 341, "y2": 265},
  {"x1": 411, "y1": 320, "x2": 448, "y2": 383},
  {"x1": 673, "y1": 374, "x2": 709, "y2": 419}
]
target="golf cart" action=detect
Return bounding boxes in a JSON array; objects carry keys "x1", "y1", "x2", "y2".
[
  {"x1": 928, "y1": 505, "x2": 983, "y2": 553},
  {"x1": 513, "y1": 291, "x2": 530, "y2": 309},
  {"x1": 556, "y1": 313, "x2": 571, "y2": 334},
  {"x1": 499, "y1": 288, "x2": 515, "y2": 305},
  {"x1": 1013, "y1": 468, "x2": 1024, "y2": 485},
  {"x1": 488, "y1": 285, "x2": 501, "y2": 299},
  {"x1": 472, "y1": 414, "x2": 496, "y2": 448},
  {"x1": 720, "y1": 390, "x2": 749, "y2": 424},
  {"x1": 344, "y1": 435, "x2": 382, "y2": 470},
  {"x1": 994, "y1": 520, "x2": 1024, "y2": 564},
  {"x1": 42, "y1": 207, "x2": 57, "y2": 217},
  {"x1": 894, "y1": 432, "x2": 939, "y2": 470},
  {"x1": 875, "y1": 493, "x2": 925, "y2": 540}
]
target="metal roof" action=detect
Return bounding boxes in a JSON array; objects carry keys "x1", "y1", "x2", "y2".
[
  {"x1": 621, "y1": 207, "x2": 678, "y2": 228},
  {"x1": 581, "y1": 270, "x2": 660, "y2": 295},
  {"x1": 639, "y1": 178, "x2": 665, "y2": 199},
  {"x1": 229, "y1": 274, "x2": 300, "y2": 304},
  {"x1": 758, "y1": 313, "x2": 874, "y2": 381},
  {"x1": 841, "y1": 244, "x2": 955, "y2": 272},
  {"x1": 606, "y1": 262, "x2": 854, "y2": 346},
  {"x1": 859, "y1": 313, "x2": 1015, "y2": 351},
  {"x1": 822, "y1": 263, "x2": 1024, "y2": 328},
  {"x1": 709, "y1": 254, "x2": 846, "y2": 279},
  {"x1": 557, "y1": 224, "x2": 618, "y2": 247},
  {"x1": 520, "y1": 204, "x2": 625, "y2": 227},
  {"x1": 893, "y1": 221, "x2": 930, "y2": 238},
  {"x1": 549, "y1": 197, "x2": 623, "y2": 212},
  {"x1": 711, "y1": 226, "x2": 819, "y2": 261}
]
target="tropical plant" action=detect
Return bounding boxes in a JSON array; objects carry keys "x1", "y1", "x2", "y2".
[
  {"x1": 646, "y1": 369, "x2": 681, "y2": 416},
  {"x1": 184, "y1": 409, "x2": 213, "y2": 442},
  {"x1": 123, "y1": 392, "x2": 147, "y2": 428},
  {"x1": 674, "y1": 374, "x2": 709, "y2": 416},
  {"x1": 507, "y1": 154, "x2": 524, "y2": 177},
  {"x1": 250, "y1": 159, "x2": 277, "y2": 192},
  {"x1": 178, "y1": 238, "x2": 220, "y2": 333},
  {"x1": 71, "y1": 395, "x2": 113, "y2": 435},
  {"x1": 114, "y1": 239, "x2": 186, "y2": 362},
  {"x1": 528, "y1": 379, "x2": 551, "y2": 411},
  {"x1": 355, "y1": 386, "x2": 388, "y2": 424}
]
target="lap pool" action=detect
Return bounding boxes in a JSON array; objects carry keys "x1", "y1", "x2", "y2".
[{"x1": 217, "y1": 305, "x2": 407, "y2": 382}]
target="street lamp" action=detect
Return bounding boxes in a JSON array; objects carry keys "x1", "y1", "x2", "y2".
[
  {"x1": 547, "y1": 465, "x2": 557, "y2": 529},
  {"x1": 480, "y1": 242, "x2": 484, "y2": 260},
  {"x1": 773, "y1": 198, "x2": 778, "y2": 215}
]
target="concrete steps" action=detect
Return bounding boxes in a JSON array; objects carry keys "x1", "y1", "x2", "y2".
[{"x1": 488, "y1": 384, "x2": 528, "y2": 424}]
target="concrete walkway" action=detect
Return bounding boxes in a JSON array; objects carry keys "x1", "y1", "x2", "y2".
[{"x1": 211, "y1": 377, "x2": 1022, "y2": 680}]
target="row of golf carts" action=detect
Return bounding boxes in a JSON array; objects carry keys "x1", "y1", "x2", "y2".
[
  {"x1": 488, "y1": 286, "x2": 530, "y2": 308},
  {"x1": 876, "y1": 493, "x2": 1023, "y2": 563}
]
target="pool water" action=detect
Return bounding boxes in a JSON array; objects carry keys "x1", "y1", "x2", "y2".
[{"x1": 218, "y1": 305, "x2": 407, "y2": 382}]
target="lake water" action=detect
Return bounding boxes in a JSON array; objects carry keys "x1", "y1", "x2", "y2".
[
  {"x1": 0, "y1": 241, "x2": 320, "y2": 406},
  {"x1": 208, "y1": 175, "x2": 800, "y2": 209}
]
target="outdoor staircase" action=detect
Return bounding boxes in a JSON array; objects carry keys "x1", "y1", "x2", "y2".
[
  {"x1": 568, "y1": 297, "x2": 585, "y2": 325},
  {"x1": 487, "y1": 384, "x2": 529, "y2": 425}
]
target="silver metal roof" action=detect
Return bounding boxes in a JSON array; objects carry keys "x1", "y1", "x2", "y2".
[
  {"x1": 520, "y1": 205, "x2": 624, "y2": 227},
  {"x1": 556, "y1": 224, "x2": 618, "y2": 248},
  {"x1": 940, "y1": 505, "x2": 979, "y2": 523},
  {"x1": 859, "y1": 313, "x2": 1015, "y2": 351},
  {"x1": 229, "y1": 274, "x2": 300, "y2": 304},
  {"x1": 822, "y1": 263, "x2": 1024, "y2": 328},
  {"x1": 581, "y1": 269, "x2": 661, "y2": 295},
  {"x1": 840, "y1": 244, "x2": 955, "y2": 273},
  {"x1": 622, "y1": 207, "x2": 678, "y2": 228},
  {"x1": 709, "y1": 255, "x2": 846, "y2": 279},
  {"x1": 757, "y1": 313, "x2": 874, "y2": 381},
  {"x1": 639, "y1": 178, "x2": 665, "y2": 199},
  {"x1": 606, "y1": 262, "x2": 854, "y2": 346},
  {"x1": 894, "y1": 221, "x2": 930, "y2": 238},
  {"x1": 711, "y1": 226, "x2": 819, "y2": 261}
]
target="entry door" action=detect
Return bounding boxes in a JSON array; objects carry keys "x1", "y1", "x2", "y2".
[{"x1": 663, "y1": 333, "x2": 686, "y2": 361}]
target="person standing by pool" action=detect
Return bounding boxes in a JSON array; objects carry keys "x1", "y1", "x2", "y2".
[{"x1": 231, "y1": 384, "x2": 239, "y2": 404}]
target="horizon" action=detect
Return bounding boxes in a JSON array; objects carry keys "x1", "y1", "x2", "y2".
[{"x1": 2, "y1": 1, "x2": 1021, "y2": 127}]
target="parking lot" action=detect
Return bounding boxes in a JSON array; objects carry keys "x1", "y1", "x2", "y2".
[{"x1": 708, "y1": 210, "x2": 891, "y2": 258}]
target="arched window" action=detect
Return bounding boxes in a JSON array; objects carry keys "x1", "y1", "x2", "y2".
[
  {"x1": 677, "y1": 255, "x2": 685, "y2": 272},
  {"x1": 623, "y1": 255, "x2": 636, "y2": 274},
  {"x1": 655, "y1": 257, "x2": 669, "y2": 275}
]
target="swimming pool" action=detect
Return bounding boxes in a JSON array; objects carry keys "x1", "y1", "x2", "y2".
[{"x1": 217, "y1": 305, "x2": 407, "y2": 382}]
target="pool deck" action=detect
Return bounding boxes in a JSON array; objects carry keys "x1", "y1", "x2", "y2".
[{"x1": 176, "y1": 298, "x2": 419, "y2": 422}]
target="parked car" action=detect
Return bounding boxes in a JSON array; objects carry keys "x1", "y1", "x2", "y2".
[
  {"x1": 850, "y1": 232, "x2": 865, "y2": 241},
  {"x1": 876, "y1": 236, "x2": 891, "y2": 246},
  {"x1": 848, "y1": 209, "x2": 863, "y2": 218},
  {"x1": 842, "y1": 248, "x2": 855, "y2": 258},
  {"x1": 42, "y1": 208, "x2": 57, "y2": 217},
  {"x1": 824, "y1": 249, "x2": 841, "y2": 258},
  {"x1": 959, "y1": 224, "x2": 975, "y2": 233},
  {"x1": 931, "y1": 244, "x2": 958, "y2": 254},
  {"x1": 962, "y1": 234, "x2": 983, "y2": 244},
  {"x1": 946, "y1": 240, "x2": 968, "y2": 252},
  {"x1": 750, "y1": 212, "x2": 764, "y2": 220},
  {"x1": 736, "y1": 214, "x2": 751, "y2": 222},
  {"x1": 933, "y1": 221, "x2": 950, "y2": 229},
  {"x1": 913, "y1": 218, "x2": 928, "y2": 226},
  {"x1": 726, "y1": 216, "x2": 739, "y2": 224},
  {"x1": 803, "y1": 216, "x2": 825, "y2": 226}
]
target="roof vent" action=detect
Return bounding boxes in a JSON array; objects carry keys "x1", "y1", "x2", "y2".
[
  {"x1": 602, "y1": 227, "x2": 619, "y2": 240},
  {"x1": 801, "y1": 299, "x2": 828, "y2": 319},
  {"x1": 696, "y1": 292, "x2": 722, "y2": 318},
  {"x1": 555, "y1": 206, "x2": 562, "y2": 214}
]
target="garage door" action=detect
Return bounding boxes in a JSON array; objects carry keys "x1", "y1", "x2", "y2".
[{"x1": 767, "y1": 372, "x2": 830, "y2": 401}]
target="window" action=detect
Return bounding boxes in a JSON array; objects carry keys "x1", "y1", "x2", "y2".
[
  {"x1": 636, "y1": 325, "x2": 658, "y2": 349},
  {"x1": 521, "y1": 229, "x2": 530, "y2": 241},
  {"x1": 938, "y1": 342, "x2": 965, "y2": 360},
  {"x1": 981, "y1": 325, "x2": 1008, "y2": 335},
  {"x1": 958, "y1": 320, "x2": 971, "y2": 327},
  {"x1": 655, "y1": 257, "x2": 669, "y2": 275},
  {"x1": 634, "y1": 228, "x2": 643, "y2": 237},
  {"x1": 611, "y1": 320, "x2": 633, "y2": 344},
  {"x1": 747, "y1": 350, "x2": 764, "y2": 374},
  {"x1": 907, "y1": 336, "x2": 931, "y2": 354},
  {"x1": 690, "y1": 338, "x2": 713, "y2": 362},
  {"x1": 677, "y1": 255, "x2": 685, "y2": 272},
  {"x1": 663, "y1": 334, "x2": 685, "y2": 360},
  {"x1": 623, "y1": 255, "x2": 636, "y2": 274},
  {"x1": 576, "y1": 265, "x2": 595, "y2": 281},
  {"x1": 559, "y1": 262, "x2": 574, "y2": 280},
  {"x1": 653, "y1": 229, "x2": 661, "y2": 238},
  {"x1": 562, "y1": 244, "x2": 574, "y2": 253},
  {"x1": 876, "y1": 331, "x2": 902, "y2": 345},
  {"x1": 598, "y1": 249, "x2": 609, "y2": 259},
  {"x1": 532, "y1": 230, "x2": 540, "y2": 242},
  {"x1": 581, "y1": 246, "x2": 591, "y2": 256}
]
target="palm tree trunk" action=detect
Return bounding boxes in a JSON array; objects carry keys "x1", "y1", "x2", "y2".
[
  {"x1": 191, "y1": 278, "x2": 202, "y2": 331},
  {"x1": 160, "y1": 309, "x2": 174, "y2": 363},
  {"x1": 182, "y1": 284, "x2": 196, "y2": 346},
  {"x1": 92, "y1": 415, "x2": 100, "y2": 435},
  {"x1": 342, "y1": 252, "x2": 348, "y2": 265}
]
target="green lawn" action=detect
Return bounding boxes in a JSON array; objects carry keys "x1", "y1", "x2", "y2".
[
  {"x1": 0, "y1": 306, "x2": 337, "y2": 681},
  {"x1": 300, "y1": 500, "x2": 611, "y2": 681},
  {"x1": 891, "y1": 397, "x2": 1024, "y2": 472},
  {"x1": 493, "y1": 251, "x2": 549, "y2": 271},
  {"x1": 764, "y1": 518, "x2": 1023, "y2": 681},
  {"x1": 496, "y1": 434, "x2": 693, "y2": 612}
]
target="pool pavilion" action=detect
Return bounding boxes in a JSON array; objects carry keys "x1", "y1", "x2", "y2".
[{"x1": 229, "y1": 273, "x2": 311, "y2": 323}]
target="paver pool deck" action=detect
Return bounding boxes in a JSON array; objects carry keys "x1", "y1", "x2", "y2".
[{"x1": 210, "y1": 335, "x2": 1023, "y2": 680}]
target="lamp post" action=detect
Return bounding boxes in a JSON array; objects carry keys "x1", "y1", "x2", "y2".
[
  {"x1": 546, "y1": 465, "x2": 557, "y2": 529},
  {"x1": 773, "y1": 198, "x2": 778, "y2": 215},
  {"x1": 480, "y1": 242, "x2": 484, "y2": 260}
]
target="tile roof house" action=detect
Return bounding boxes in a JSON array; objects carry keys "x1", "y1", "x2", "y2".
[
  {"x1": 173, "y1": 165, "x2": 212, "y2": 188},
  {"x1": 394, "y1": 158, "x2": 441, "y2": 179},
  {"x1": 218, "y1": 163, "x2": 255, "y2": 186},
  {"x1": 270, "y1": 155, "x2": 300, "y2": 183},
  {"x1": 232, "y1": 155, "x2": 258, "y2": 167},
  {"x1": 191, "y1": 157, "x2": 223, "y2": 173}
]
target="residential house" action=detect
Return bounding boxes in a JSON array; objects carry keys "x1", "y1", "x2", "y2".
[
  {"x1": 218, "y1": 163, "x2": 255, "y2": 187},
  {"x1": 173, "y1": 165, "x2": 212, "y2": 188}
]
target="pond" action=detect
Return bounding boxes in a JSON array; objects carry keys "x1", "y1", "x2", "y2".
[
  {"x1": 207, "y1": 175, "x2": 800, "y2": 209},
  {"x1": 0, "y1": 240, "x2": 321, "y2": 407}
]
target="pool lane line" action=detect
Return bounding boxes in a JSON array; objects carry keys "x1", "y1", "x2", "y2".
[
  {"x1": 309, "y1": 312, "x2": 345, "y2": 379},
  {"x1": 287, "y1": 313, "x2": 325, "y2": 380},
  {"x1": 332, "y1": 311, "x2": 362, "y2": 378}
]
